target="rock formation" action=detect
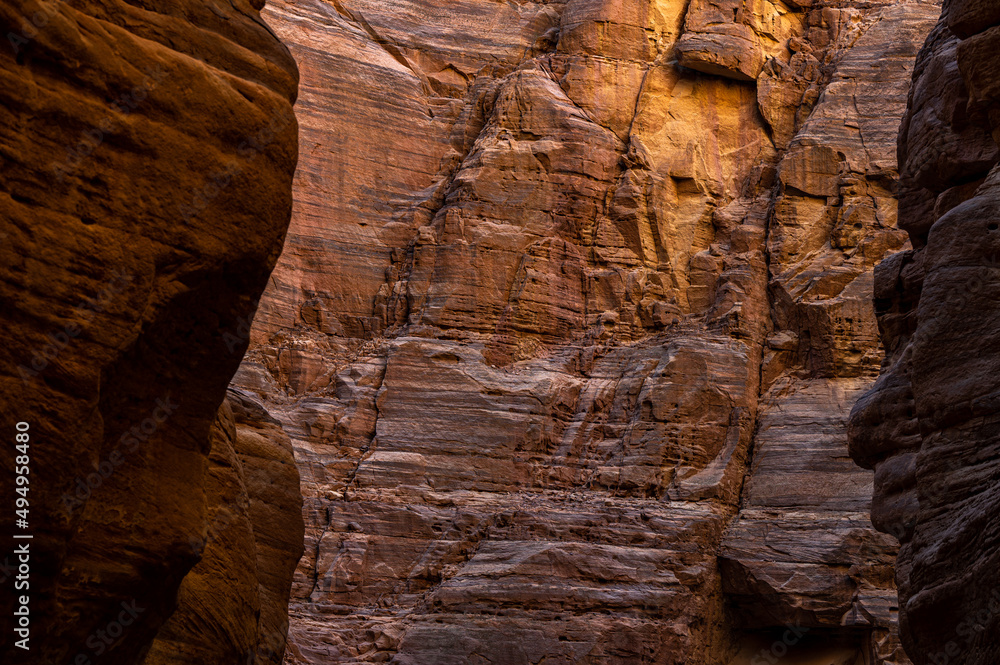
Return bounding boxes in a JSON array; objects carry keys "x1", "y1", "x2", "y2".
[
  {"x1": 849, "y1": 1, "x2": 1000, "y2": 663},
  {"x1": 0, "y1": 0, "x2": 302, "y2": 663},
  {"x1": 141, "y1": 389, "x2": 304, "y2": 665},
  {"x1": 234, "y1": 0, "x2": 941, "y2": 663}
]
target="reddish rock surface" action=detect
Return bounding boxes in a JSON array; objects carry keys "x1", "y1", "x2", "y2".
[
  {"x1": 0, "y1": 0, "x2": 302, "y2": 663},
  {"x1": 849, "y1": 1, "x2": 1000, "y2": 663},
  {"x1": 141, "y1": 389, "x2": 304, "y2": 665},
  {"x1": 234, "y1": 0, "x2": 942, "y2": 663}
]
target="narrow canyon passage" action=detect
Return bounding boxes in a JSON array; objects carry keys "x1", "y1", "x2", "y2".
[
  {"x1": 231, "y1": 0, "x2": 942, "y2": 662},
  {"x1": 10, "y1": 0, "x2": 1000, "y2": 663}
]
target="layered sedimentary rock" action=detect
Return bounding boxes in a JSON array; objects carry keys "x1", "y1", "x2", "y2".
[
  {"x1": 236, "y1": 0, "x2": 939, "y2": 662},
  {"x1": 849, "y1": 2, "x2": 1000, "y2": 663},
  {"x1": 0, "y1": 1, "x2": 301, "y2": 663}
]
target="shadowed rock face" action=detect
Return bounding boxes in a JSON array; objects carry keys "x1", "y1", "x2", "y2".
[
  {"x1": 849, "y1": 2, "x2": 1000, "y2": 664},
  {"x1": 141, "y1": 389, "x2": 304, "y2": 665},
  {"x1": 0, "y1": 0, "x2": 301, "y2": 663},
  {"x1": 236, "y1": 0, "x2": 939, "y2": 663}
]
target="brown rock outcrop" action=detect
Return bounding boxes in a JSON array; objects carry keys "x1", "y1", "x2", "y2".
[
  {"x1": 236, "y1": 0, "x2": 939, "y2": 663},
  {"x1": 141, "y1": 389, "x2": 304, "y2": 665},
  {"x1": 0, "y1": 0, "x2": 301, "y2": 663},
  {"x1": 849, "y1": 1, "x2": 1000, "y2": 664},
  {"x1": 676, "y1": 0, "x2": 804, "y2": 82}
]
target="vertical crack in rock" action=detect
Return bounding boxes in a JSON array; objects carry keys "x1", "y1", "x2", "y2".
[
  {"x1": 310, "y1": 504, "x2": 333, "y2": 599},
  {"x1": 343, "y1": 355, "x2": 388, "y2": 500}
]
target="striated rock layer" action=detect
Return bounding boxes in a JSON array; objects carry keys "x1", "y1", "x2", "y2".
[
  {"x1": 849, "y1": 1, "x2": 1000, "y2": 664},
  {"x1": 0, "y1": 0, "x2": 302, "y2": 663},
  {"x1": 237, "y1": 0, "x2": 939, "y2": 662}
]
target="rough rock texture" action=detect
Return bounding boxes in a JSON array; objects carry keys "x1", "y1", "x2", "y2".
[
  {"x1": 849, "y1": 1, "x2": 1000, "y2": 663},
  {"x1": 237, "y1": 0, "x2": 939, "y2": 662},
  {"x1": 676, "y1": 0, "x2": 804, "y2": 82},
  {"x1": 141, "y1": 389, "x2": 304, "y2": 665},
  {"x1": 0, "y1": 1, "x2": 302, "y2": 663}
]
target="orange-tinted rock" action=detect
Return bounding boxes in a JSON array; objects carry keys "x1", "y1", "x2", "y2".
[
  {"x1": 0, "y1": 0, "x2": 300, "y2": 662},
  {"x1": 676, "y1": 0, "x2": 803, "y2": 82},
  {"x1": 237, "y1": 0, "x2": 939, "y2": 663}
]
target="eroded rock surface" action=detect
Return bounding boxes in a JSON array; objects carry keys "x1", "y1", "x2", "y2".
[
  {"x1": 237, "y1": 0, "x2": 940, "y2": 662},
  {"x1": 849, "y1": 1, "x2": 1000, "y2": 663},
  {"x1": 141, "y1": 390, "x2": 304, "y2": 665},
  {"x1": 0, "y1": 0, "x2": 301, "y2": 663}
]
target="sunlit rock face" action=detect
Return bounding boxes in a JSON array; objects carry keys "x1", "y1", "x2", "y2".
[
  {"x1": 849, "y1": 1, "x2": 1000, "y2": 664},
  {"x1": 0, "y1": 0, "x2": 301, "y2": 663},
  {"x1": 236, "y1": 0, "x2": 940, "y2": 662}
]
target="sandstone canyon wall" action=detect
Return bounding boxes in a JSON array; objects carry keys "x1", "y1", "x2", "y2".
[
  {"x1": 233, "y1": 0, "x2": 944, "y2": 663},
  {"x1": 849, "y1": 1, "x2": 1000, "y2": 664},
  {"x1": 0, "y1": 0, "x2": 302, "y2": 663}
]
